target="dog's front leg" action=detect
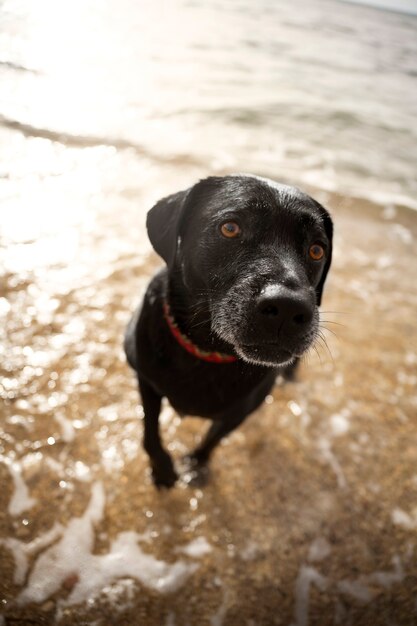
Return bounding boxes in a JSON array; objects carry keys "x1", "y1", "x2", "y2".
[
  {"x1": 189, "y1": 412, "x2": 248, "y2": 466},
  {"x1": 138, "y1": 376, "x2": 178, "y2": 488}
]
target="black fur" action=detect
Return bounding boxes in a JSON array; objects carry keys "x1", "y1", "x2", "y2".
[{"x1": 124, "y1": 174, "x2": 333, "y2": 487}]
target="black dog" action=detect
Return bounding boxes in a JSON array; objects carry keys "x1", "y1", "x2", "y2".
[{"x1": 124, "y1": 175, "x2": 333, "y2": 487}]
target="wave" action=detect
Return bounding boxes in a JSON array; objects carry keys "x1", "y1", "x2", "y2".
[
  {"x1": 0, "y1": 114, "x2": 203, "y2": 166},
  {"x1": 0, "y1": 61, "x2": 39, "y2": 74},
  {"x1": 0, "y1": 114, "x2": 146, "y2": 151}
]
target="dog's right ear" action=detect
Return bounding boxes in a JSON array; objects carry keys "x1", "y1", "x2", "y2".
[{"x1": 146, "y1": 189, "x2": 189, "y2": 269}]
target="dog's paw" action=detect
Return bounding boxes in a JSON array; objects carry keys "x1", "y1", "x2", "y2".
[
  {"x1": 151, "y1": 455, "x2": 178, "y2": 489},
  {"x1": 153, "y1": 469, "x2": 178, "y2": 489}
]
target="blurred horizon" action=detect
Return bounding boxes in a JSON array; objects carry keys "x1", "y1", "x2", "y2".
[{"x1": 345, "y1": 0, "x2": 417, "y2": 15}]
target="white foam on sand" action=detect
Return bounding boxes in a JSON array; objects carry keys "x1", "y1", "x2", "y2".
[
  {"x1": 99, "y1": 578, "x2": 136, "y2": 608},
  {"x1": 210, "y1": 590, "x2": 229, "y2": 626},
  {"x1": 317, "y1": 438, "x2": 347, "y2": 489},
  {"x1": 291, "y1": 566, "x2": 328, "y2": 626},
  {"x1": 329, "y1": 413, "x2": 350, "y2": 437},
  {"x1": 0, "y1": 522, "x2": 63, "y2": 585},
  {"x1": 176, "y1": 536, "x2": 212, "y2": 558},
  {"x1": 0, "y1": 454, "x2": 37, "y2": 516},
  {"x1": 291, "y1": 555, "x2": 404, "y2": 626},
  {"x1": 392, "y1": 507, "x2": 417, "y2": 530},
  {"x1": 307, "y1": 537, "x2": 331, "y2": 563},
  {"x1": 54, "y1": 413, "x2": 75, "y2": 443},
  {"x1": 337, "y1": 579, "x2": 373, "y2": 603},
  {"x1": 338, "y1": 555, "x2": 404, "y2": 604},
  {"x1": 13, "y1": 482, "x2": 201, "y2": 609}
]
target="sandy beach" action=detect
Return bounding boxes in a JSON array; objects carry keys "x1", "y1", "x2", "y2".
[{"x1": 1, "y1": 153, "x2": 416, "y2": 624}]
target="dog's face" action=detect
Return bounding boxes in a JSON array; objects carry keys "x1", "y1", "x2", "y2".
[{"x1": 147, "y1": 175, "x2": 333, "y2": 367}]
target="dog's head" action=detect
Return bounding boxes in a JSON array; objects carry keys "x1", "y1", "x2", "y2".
[{"x1": 147, "y1": 175, "x2": 333, "y2": 367}]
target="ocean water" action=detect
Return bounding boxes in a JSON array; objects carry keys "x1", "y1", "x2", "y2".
[{"x1": 0, "y1": 0, "x2": 416, "y2": 209}]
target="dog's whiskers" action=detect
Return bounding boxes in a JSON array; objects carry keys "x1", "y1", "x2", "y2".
[
  {"x1": 317, "y1": 331, "x2": 334, "y2": 363},
  {"x1": 320, "y1": 320, "x2": 346, "y2": 328},
  {"x1": 319, "y1": 324, "x2": 338, "y2": 339},
  {"x1": 312, "y1": 343, "x2": 323, "y2": 365},
  {"x1": 189, "y1": 316, "x2": 213, "y2": 330}
]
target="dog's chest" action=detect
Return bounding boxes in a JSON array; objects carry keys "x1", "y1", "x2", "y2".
[
  {"x1": 153, "y1": 350, "x2": 261, "y2": 417},
  {"x1": 143, "y1": 331, "x2": 271, "y2": 418}
]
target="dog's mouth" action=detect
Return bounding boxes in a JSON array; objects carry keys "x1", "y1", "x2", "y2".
[
  {"x1": 212, "y1": 320, "x2": 317, "y2": 367},
  {"x1": 233, "y1": 342, "x2": 300, "y2": 367}
]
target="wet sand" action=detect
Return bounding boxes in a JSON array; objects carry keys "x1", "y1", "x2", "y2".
[{"x1": 1, "y1": 156, "x2": 417, "y2": 625}]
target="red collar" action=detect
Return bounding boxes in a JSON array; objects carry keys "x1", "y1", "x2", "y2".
[{"x1": 163, "y1": 301, "x2": 237, "y2": 364}]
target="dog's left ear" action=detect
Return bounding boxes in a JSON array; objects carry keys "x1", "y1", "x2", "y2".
[
  {"x1": 313, "y1": 201, "x2": 333, "y2": 306},
  {"x1": 146, "y1": 189, "x2": 189, "y2": 269}
]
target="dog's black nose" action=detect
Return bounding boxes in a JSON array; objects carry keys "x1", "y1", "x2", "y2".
[{"x1": 256, "y1": 285, "x2": 313, "y2": 330}]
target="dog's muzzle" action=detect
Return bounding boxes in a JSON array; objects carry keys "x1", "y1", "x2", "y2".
[{"x1": 212, "y1": 283, "x2": 318, "y2": 367}]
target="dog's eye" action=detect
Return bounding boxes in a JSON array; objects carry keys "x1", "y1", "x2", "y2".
[
  {"x1": 220, "y1": 221, "x2": 241, "y2": 238},
  {"x1": 309, "y1": 243, "x2": 325, "y2": 261}
]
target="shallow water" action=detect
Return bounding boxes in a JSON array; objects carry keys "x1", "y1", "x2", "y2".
[
  {"x1": 1, "y1": 0, "x2": 417, "y2": 207},
  {"x1": 1, "y1": 0, "x2": 417, "y2": 624}
]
